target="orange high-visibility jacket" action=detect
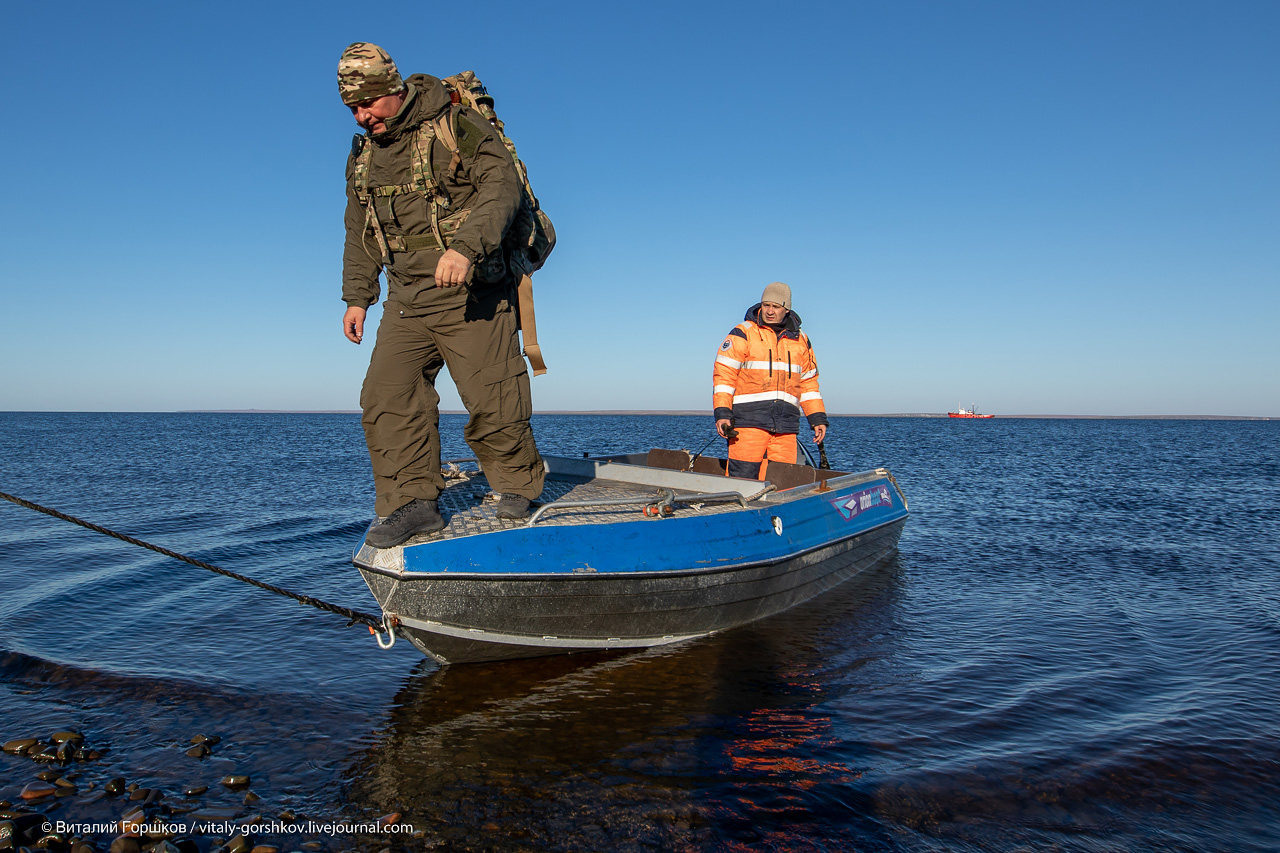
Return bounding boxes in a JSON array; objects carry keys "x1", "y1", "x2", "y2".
[{"x1": 713, "y1": 306, "x2": 828, "y2": 435}]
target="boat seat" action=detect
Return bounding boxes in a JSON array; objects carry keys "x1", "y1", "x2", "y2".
[
  {"x1": 690, "y1": 455, "x2": 726, "y2": 476},
  {"x1": 764, "y1": 460, "x2": 847, "y2": 490},
  {"x1": 647, "y1": 447, "x2": 693, "y2": 471},
  {"x1": 646, "y1": 448, "x2": 845, "y2": 489},
  {"x1": 648, "y1": 448, "x2": 731, "y2": 478}
]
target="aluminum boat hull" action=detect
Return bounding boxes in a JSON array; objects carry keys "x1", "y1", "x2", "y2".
[{"x1": 354, "y1": 455, "x2": 908, "y2": 664}]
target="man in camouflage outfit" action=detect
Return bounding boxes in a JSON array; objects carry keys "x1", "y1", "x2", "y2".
[{"x1": 337, "y1": 43, "x2": 544, "y2": 548}]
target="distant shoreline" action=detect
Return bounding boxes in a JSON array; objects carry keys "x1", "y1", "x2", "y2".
[
  {"x1": 155, "y1": 410, "x2": 1279, "y2": 421},
  {"x1": 2, "y1": 410, "x2": 1274, "y2": 420}
]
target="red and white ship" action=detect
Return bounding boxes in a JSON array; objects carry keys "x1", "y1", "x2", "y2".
[{"x1": 948, "y1": 403, "x2": 994, "y2": 419}]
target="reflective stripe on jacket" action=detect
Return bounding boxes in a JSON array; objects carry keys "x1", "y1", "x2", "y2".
[{"x1": 712, "y1": 304, "x2": 828, "y2": 435}]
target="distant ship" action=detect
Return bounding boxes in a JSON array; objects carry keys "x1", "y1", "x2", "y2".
[{"x1": 948, "y1": 403, "x2": 995, "y2": 419}]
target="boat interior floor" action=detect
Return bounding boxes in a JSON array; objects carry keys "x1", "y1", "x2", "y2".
[
  {"x1": 426, "y1": 470, "x2": 742, "y2": 541},
  {"x1": 382, "y1": 450, "x2": 854, "y2": 549}
]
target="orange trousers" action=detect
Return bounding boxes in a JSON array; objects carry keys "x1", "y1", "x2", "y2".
[{"x1": 727, "y1": 427, "x2": 796, "y2": 480}]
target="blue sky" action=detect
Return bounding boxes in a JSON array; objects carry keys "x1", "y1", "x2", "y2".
[{"x1": 3, "y1": 0, "x2": 1276, "y2": 416}]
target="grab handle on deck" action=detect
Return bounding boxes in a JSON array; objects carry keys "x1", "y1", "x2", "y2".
[{"x1": 527, "y1": 489, "x2": 677, "y2": 526}]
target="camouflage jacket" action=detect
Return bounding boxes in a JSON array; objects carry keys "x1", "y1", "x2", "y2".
[{"x1": 342, "y1": 73, "x2": 522, "y2": 316}]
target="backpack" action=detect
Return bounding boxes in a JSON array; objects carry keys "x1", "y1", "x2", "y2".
[{"x1": 440, "y1": 71, "x2": 555, "y2": 277}]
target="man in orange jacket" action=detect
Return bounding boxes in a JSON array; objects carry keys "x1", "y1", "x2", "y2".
[{"x1": 713, "y1": 282, "x2": 829, "y2": 479}]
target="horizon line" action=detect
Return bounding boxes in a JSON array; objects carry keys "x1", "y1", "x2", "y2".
[{"x1": 3, "y1": 410, "x2": 1276, "y2": 421}]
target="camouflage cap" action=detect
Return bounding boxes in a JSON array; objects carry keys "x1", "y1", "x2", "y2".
[{"x1": 337, "y1": 42, "x2": 405, "y2": 105}]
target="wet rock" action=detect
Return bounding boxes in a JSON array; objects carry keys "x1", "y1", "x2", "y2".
[
  {"x1": 119, "y1": 808, "x2": 146, "y2": 835},
  {"x1": 128, "y1": 789, "x2": 150, "y2": 802},
  {"x1": 20, "y1": 782, "x2": 56, "y2": 801},
  {"x1": 151, "y1": 840, "x2": 181, "y2": 853},
  {"x1": 33, "y1": 830, "x2": 70, "y2": 848},
  {"x1": 275, "y1": 810, "x2": 295, "y2": 823},
  {"x1": 49, "y1": 732, "x2": 83, "y2": 744},
  {"x1": 77, "y1": 791, "x2": 108, "y2": 806},
  {"x1": 375, "y1": 813, "x2": 400, "y2": 828},
  {"x1": 83, "y1": 750, "x2": 102, "y2": 761},
  {"x1": 144, "y1": 790, "x2": 164, "y2": 806},
  {"x1": 126, "y1": 784, "x2": 139, "y2": 794},
  {"x1": 104, "y1": 779, "x2": 126, "y2": 796},
  {"x1": 299, "y1": 844, "x2": 322, "y2": 851},
  {"x1": 54, "y1": 779, "x2": 77, "y2": 790},
  {"x1": 108, "y1": 836, "x2": 140, "y2": 853},
  {"x1": 70, "y1": 843, "x2": 95, "y2": 853},
  {"x1": 184, "y1": 746, "x2": 209, "y2": 759},
  {"x1": 221, "y1": 833, "x2": 251, "y2": 853},
  {"x1": 36, "y1": 772, "x2": 60, "y2": 783},
  {"x1": 172, "y1": 840, "x2": 199, "y2": 853},
  {"x1": 2, "y1": 739, "x2": 39, "y2": 755},
  {"x1": 241, "y1": 792, "x2": 259, "y2": 806},
  {"x1": 55, "y1": 741, "x2": 76, "y2": 763},
  {"x1": 181, "y1": 787, "x2": 206, "y2": 798},
  {"x1": 219, "y1": 776, "x2": 250, "y2": 791},
  {"x1": 32, "y1": 744, "x2": 60, "y2": 763},
  {"x1": 248, "y1": 847, "x2": 278, "y2": 853},
  {"x1": 7, "y1": 813, "x2": 48, "y2": 839},
  {"x1": 0, "y1": 819, "x2": 16, "y2": 848},
  {"x1": 189, "y1": 735, "x2": 220, "y2": 746}
]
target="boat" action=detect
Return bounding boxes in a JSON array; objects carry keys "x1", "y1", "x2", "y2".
[
  {"x1": 352, "y1": 449, "x2": 909, "y2": 664},
  {"x1": 948, "y1": 403, "x2": 994, "y2": 419}
]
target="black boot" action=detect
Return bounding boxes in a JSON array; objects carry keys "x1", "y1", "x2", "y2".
[
  {"x1": 495, "y1": 494, "x2": 530, "y2": 520},
  {"x1": 365, "y1": 499, "x2": 445, "y2": 548}
]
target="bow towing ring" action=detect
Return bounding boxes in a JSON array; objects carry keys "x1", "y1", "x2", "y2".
[{"x1": 369, "y1": 619, "x2": 397, "y2": 650}]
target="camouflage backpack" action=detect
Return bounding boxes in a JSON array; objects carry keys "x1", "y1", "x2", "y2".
[{"x1": 441, "y1": 71, "x2": 555, "y2": 277}]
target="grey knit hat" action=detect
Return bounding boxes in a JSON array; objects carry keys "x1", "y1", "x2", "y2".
[{"x1": 761, "y1": 282, "x2": 792, "y2": 310}]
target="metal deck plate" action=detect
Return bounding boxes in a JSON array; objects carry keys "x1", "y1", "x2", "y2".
[{"x1": 423, "y1": 472, "x2": 753, "y2": 545}]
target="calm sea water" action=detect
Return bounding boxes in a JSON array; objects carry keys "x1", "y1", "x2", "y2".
[{"x1": 1, "y1": 413, "x2": 1277, "y2": 852}]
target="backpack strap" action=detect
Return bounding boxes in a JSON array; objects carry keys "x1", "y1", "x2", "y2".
[
  {"x1": 352, "y1": 117, "x2": 460, "y2": 262},
  {"x1": 432, "y1": 106, "x2": 462, "y2": 177},
  {"x1": 516, "y1": 273, "x2": 546, "y2": 376}
]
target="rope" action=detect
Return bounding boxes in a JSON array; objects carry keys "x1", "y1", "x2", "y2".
[{"x1": 0, "y1": 490, "x2": 384, "y2": 630}]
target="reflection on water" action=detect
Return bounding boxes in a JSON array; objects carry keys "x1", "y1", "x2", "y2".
[{"x1": 346, "y1": 561, "x2": 904, "y2": 851}]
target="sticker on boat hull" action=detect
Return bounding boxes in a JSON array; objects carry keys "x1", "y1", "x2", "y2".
[{"x1": 830, "y1": 485, "x2": 893, "y2": 520}]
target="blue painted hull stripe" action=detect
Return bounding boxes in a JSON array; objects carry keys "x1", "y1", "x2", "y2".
[{"x1": 357, "y1": 513, "x2": 907, "y2": 582}]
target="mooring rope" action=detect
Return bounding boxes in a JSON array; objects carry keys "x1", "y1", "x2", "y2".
[{"x1": 0, "y1": 490, "x2": 384, "y2": 630}]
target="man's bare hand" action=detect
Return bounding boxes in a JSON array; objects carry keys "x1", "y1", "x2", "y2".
[
  {"x1": 435, "y1": 249, "x2": 473, "y2": 287},
  {"x1": 343, "y1": 305, "x2": 367, "y2": 344},
  {"x1": 813, "y1": 424, "x2": 827, "y2": 443}
]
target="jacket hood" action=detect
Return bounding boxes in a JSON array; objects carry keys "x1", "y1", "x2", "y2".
[
  {"x1": 375, "y1": 73, "x2": 452, "y2": 142},
  {"x1": 745, "y1": 303, "x2": 803, "y2": 339}
]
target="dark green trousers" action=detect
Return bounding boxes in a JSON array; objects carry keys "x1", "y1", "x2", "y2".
[{"x1": 360, "y1": 295, "x2": 544, "y2": 517}]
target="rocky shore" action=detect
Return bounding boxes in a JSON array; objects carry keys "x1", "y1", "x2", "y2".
[{"x1": 2, "y1": 731, "x2": 417, "y2": 853}]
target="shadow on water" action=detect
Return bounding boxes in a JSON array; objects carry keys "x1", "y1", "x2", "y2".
[{"x1": 342, "y1": 559, "x2": 907, "y2": 852}]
